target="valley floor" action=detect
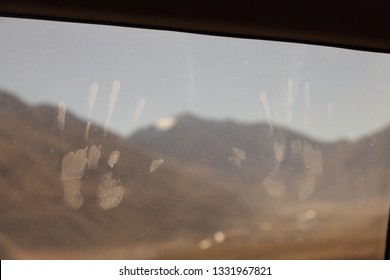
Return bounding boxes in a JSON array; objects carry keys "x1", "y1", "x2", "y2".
[{"x1": 6, "y1": 199, "x2": 388, "y2": 260}]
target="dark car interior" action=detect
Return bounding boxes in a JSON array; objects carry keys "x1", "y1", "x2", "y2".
[{"x1": 1, "y1": 1, "x2": 390, "y2": 52}]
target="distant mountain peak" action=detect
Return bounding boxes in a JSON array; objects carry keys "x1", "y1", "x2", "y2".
[
  {"x1": 153, "y1": 116, "x2": 178, "y2": 131},
  {"x1": 153, "y1": 113, "x2": 202, "y2": 131}
]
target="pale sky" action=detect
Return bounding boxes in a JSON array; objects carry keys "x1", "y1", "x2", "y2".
[{"x1": 1, "y1": 16, "x2": 390, "y2": 141}]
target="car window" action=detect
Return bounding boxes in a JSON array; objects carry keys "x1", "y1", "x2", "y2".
[{"x1": 0, "y1": 16, "x2": 389, "y2": 259}]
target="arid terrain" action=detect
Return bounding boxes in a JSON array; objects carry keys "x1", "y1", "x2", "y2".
[{"x1": 0, "y1": 90, "x2": 389, "y2": 259}]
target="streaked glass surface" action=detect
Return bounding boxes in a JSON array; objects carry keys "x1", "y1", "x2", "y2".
[{"x1": 0, "y1": 16, "x2": 389, "y2": 259}]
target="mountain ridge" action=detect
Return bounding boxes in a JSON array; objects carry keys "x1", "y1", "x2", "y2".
[{"x1": 0, "y1": 90, "x2": 389, "y2": 259}]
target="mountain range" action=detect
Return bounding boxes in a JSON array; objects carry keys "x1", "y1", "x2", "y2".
[
  {"x1": 0, "y1": 90, "x2": 389, "y2": 259},
  {"x1": 130, "y1": 113, "x2": 390, "y2": 201}
]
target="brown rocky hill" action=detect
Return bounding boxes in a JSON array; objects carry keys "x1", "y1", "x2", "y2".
[
  {"x1": 130, "y1": 113, "x2": 390, "y2": 201},
  {"x1": 0, "y1": 91, "x2": 257, "y2": 257},
  {"x1": 0, "y1": 91, "x2": 389, "y2": 259}
]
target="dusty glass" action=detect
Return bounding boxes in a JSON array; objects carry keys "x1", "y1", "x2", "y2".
[{"x1": 0, "y1": 16, "x2": 389, "y2": 259}]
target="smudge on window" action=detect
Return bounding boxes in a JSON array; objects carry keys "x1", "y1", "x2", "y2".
[
  {"x1": 260, "y1": 91, "x2": 273, "y2": 136},
  {"x1": 229, "y1": 147, "x2": 246, "y2": 168},
  {"x1": 60, "y1": 147, "x2": 88, "y2": 209},
  {"x1": 273, "y1": 142, "x2": 286, "y2": 163},
  {"x1": 214, "y1": 231, "x2": 226, "y2": 243},
  {"x1": 198, "y1": 238, "x2": 212, "y2": 250},
  {"x1": 87, "y1": 145, "x2": 101, "y2": 170},
  {"x1": 97, "y1": 172, "x2": 127, "y2": 210},
  {"x1": 262, "y1": 174, "x2": 286, "y2": 199},
  {"x1": 107, "y1": 150, "x2": 120, "y2": 168},
  {"x1": 61, "y1": 147, "x2": 88, "y2": 180},
  {"x1": 298, "y1": 170, "x2": 317, "y2": 201},
  {"x1": 85, "y1": 82, "x2": 98, "y2": 141},
  {"x1": 57, "y1": 101, "x2": 66, "y2": 131},
  {"x1": 104, "y1": 80, "x2": 120, "y2": 136},
  {"x1": 132, "y1": 97, "x2": 146, "y2": 125},
  {"x1": 287, "y1": 77, "x2": 294, "y2": 123},
  {"x1": 149, "y1": 158, "x2": 164, "y2": 172}
]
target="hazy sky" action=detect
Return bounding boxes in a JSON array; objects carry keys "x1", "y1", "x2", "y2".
[{"x1": 1, "y1": 17, "x2": 390, "y2": 141}]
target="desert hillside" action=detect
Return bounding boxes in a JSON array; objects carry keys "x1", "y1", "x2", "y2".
[{"x1": 0, "y1": 91, "x2": 389, "y2": 259}]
